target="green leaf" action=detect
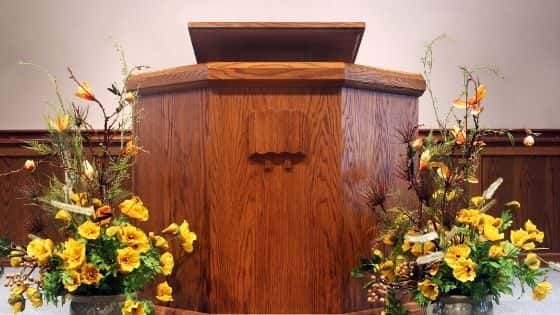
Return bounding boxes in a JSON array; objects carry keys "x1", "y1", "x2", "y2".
[{"x1": 351, "y1": 268, "x2": 366, "y2": 278}]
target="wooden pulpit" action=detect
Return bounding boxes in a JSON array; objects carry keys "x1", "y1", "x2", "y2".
[{"x1": 129, "y1": 22, "x2": 425, "y2": 315}]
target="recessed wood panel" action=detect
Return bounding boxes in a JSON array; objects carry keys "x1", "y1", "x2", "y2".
[
  {"x1": 340, "y1": 88, "x2": 419, "y2": 310},
  {"x1": 133, "y1": 90, "x2": 210, "y2": 311},
  {"x1": 208, "y1": 88, "x2": 343, "y2": 313},
  {"x1": 482, "y1": 155, "x2": 560, "y2": 255}
]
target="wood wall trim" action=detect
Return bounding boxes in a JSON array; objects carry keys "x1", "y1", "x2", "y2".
[
  {"x1": 419, "y1": 129, "x2": 560, "y2": 156},
  {"x1": 127, "y1": 62, "x2": 426, "y2": 97},
  {"x1": 0, "y1": 130, "x2": 130, "y2": 157}
]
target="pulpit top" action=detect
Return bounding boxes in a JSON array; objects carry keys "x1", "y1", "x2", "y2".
[
  {"x1": 128, "y1": 22, "x2": 425, "y2": 97},
  {"x1": 188, "y1": 22, "x2": 365, "y2": 63}
]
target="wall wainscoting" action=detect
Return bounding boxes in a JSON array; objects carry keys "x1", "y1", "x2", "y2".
[{"x1": 1, "y1": 129, "x2": 559, "y2": 260}]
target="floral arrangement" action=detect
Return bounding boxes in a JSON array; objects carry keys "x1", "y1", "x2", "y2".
[
  {"x1": 352, "y1": 39, "x2": 555, "y2": 314},
  {"x1": 1, "y1": 51, "x2": 196, "y2": 314}
]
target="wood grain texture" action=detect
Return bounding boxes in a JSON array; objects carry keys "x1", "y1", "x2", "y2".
[
  {"x1": 482, "y1": 156, "x2": 560, "y2": 257},
  {"x1": 248, "y1": 109, "x2": 307, "y2": 156},
  {"x1": 128, "y1": 62, "x2": 425, "y2": 97},
  {"x1": 127, "y1": 64, "x2": 208, "y2": 95},
  {"x1": 188, "y1": 22, "x2": 364, "y2": 63},
  {"x1": 154, "y1": 304, "x2": 422, "y2": 315},
  {"x1": 340, "y1": 88, "x2": 419, "y2": 311},
  {"x1": 133, "y1": 89, "x2": 211, "y2": 311},
  {"x1": 188, "y1": 22, "x2": 366, "y2": 29},
  {"x1": 207, "y1": 87, "x2": 344, "y2": 313},
  {"x1": 344, "y1": 64, "x2": 426, "y2": 97}
]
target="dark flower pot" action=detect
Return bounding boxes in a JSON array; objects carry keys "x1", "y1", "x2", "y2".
[
  {"x1": 427, "y1": 295, "x2": 494, "y2": 315},
  {"x1": 70, "y1": 294, "x2": 126, "y2": 315}
]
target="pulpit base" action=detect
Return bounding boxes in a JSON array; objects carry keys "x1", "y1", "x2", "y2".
[{"x1": 154, "y1": 304, "x2": 423, "y2": 315}]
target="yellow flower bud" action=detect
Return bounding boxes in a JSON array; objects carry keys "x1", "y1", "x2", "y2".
[
  {"x1": 24, "y1": 160, "x2": 36, "y2": 172},
  {"x1": 55, "y1": 210, "x2": 72, "y2": 223},
  {"x1": 161, "y1": 223, "x2": 179, "y2": 235},
  {"x1": 523, "y1": 135, "x2": 535, "y2": 147},
  {"x1": 155, "y1": 281, "x2": 174, "y2": 302}
]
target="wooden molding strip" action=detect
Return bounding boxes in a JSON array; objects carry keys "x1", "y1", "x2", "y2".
[
  {"x1": 0, "y1": 130, "x2": 130, "y2": 157},
  {"x1": 188, "y1": 22, "x2": 367, "y2": 29},
  {"x1": 127, "y1": 62, "x2": 426, "y2": 97},
  {"x1": 418, "y1": 129, "x2": 560, "y2": 156}
]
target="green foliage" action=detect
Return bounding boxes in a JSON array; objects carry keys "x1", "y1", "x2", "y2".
[{"x1": 122, "y1": 248, "x2": 162, "y2": 294}]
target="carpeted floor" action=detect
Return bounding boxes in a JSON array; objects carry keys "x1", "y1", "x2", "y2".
[{"x1": 0, "y1": 268, "x2": 558, "y2": 314}]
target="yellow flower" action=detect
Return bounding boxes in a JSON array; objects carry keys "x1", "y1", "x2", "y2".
[
  {"x1": 106, "y1": 226, "x2": 121, "y2": 237},
  {"x1": 160, "y1": 252, "x2": 175, "y2": 276},
  {"x1": 488, "y1": 242, "x2": 506, "y2": 258},
  {"x1": 55, "y1": 210, "x2": 72, "y2": 223},
  {"x1": 60, "y1": 238, "x2": 86, "y2": 269},
  {"x1": 94, "y1": 205, "x2": 113, "y2": 226},
  {"x1": 8, "y1": 294, "x2": 25, "y2": 314},
  {"x1": 151, "y1": 234, "x2": 169, "y2": 250},
  {"x1": 430, "y1": 162, "x2": 451, "y2": 180},
  {"x1": 70, "y1": 192, "x2": 88, "y2": 206},
  {"x1": 156, "y1": 281, "x2": 174, "y2": 302},
  {"x1": 451, "y1": 126, "x2": 466, "y2": 145},
  {"x1": 510, "y1": 229, "x2": 535, "y2": 250},
  {"x1": 179, "y1": 220, "x2": 197, "y2": 253},
  {"x1": 26, "y1": 238, "x2": 54, "y2": 266},
  {"x1": 81, "y1": 263, "x2": 102, "y2": 285},
  {"x1": 120, "y1": 224, "x2": 150, "y2": 254},
  {"x1": 123, "y1": 140, "x2": 141, "y2": 157},
  {"x1": 470, "y1": 196, "x2": 484, "y2": 208},
  {"x1": 82, "y1": 160, "x2": 96, "y2": 181},
  {"x1": 78, "y1": 220, "x2": 101, "y2": 240},
  {"x1": 372, "y1": 249, "x2": 384, "y2": 259},
  {"x1": 481, "y1": 223, "x2": 504, "y2": 241},
  {"x1": 63, "y1": 269, "x2": 81, "y2": 292},
  {"x1": 427, "y1": 263, "x2": 439, "y2": 276},
  {"x1": 418, "y1": 279, "x2": 439, "y2": 301},
  {"x1": 379, "y1": 260, "x2": 394, "y2": 281},
  {"x1": 25, "y1": 287, "x2": 43, "y2": 308},
  {"x1": 124, "y1": 91, "x2": 137, "y2": 103},
  {"x1": 11, "y1": 285, "x2": 28, "y2": 297},
  {"x1": 411, "y1": 241, "x2": 436, "y2": 257},
  {"x1": 10, "y1": 256, "x2": 23, "y2": 267},
  {"x1": 452, "y1": 258, "x2": 477, "y2": 283},
  {"x1": 119, "y1": 196, "x2": 149, "y2": 221},
  {"x1": 410, "y1": 137, "x2": 424, "y2": 152},
  {"x1": 382, "y1": 230, "x2": 396, "y2": 246},
  {"x1": 456, "y1": 209, "x2": 480, "y2": 226},
  {"x1": 117, "y1": 247, "x2": 141, "y2": 273},
  {"x1": 532, "y1": 281, "x2": 552, "y2": 301},
  {"x1": 419, "y1": 149, "x2": 431, "y2": 170},
  {"x1": 524, "y1": 253, "x2": 541, "y2": 271},
  {"x1": 162, "y1": 223, "x2": 179, "y2": 235},
  {"x1": 48, "y1": 114, "x2": 70, "y2": 133},
  {"x1": 444, "y1": 244, "x2": 471, "y2": 268},
  {"x1": 525, "y1": 220, "x2": 544, "y2": 243},
  {"x1": 122, "y1": 299, "x2": 146, "y2": 315},
  {"x1": 505, "y1": 200, "x2": 521, "y2": 209},
  {"x1": 432, "y1": 189, "x2": 457, "y2": 201},
  {"x1": 452, "y1": 84, "x2": 487, "y2": 115},
  {"x1": 75, "y1": 81, "x2": 95, "y2": 101}
]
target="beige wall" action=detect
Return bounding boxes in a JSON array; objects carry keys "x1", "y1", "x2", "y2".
[{"x1": 1, "y1": 0, "x2": 559, "y2": 129}]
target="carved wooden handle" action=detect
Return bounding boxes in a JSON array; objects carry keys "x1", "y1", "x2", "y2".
[{"x1": 248, "y1": 109, "x2": 307, "y2": 171}]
